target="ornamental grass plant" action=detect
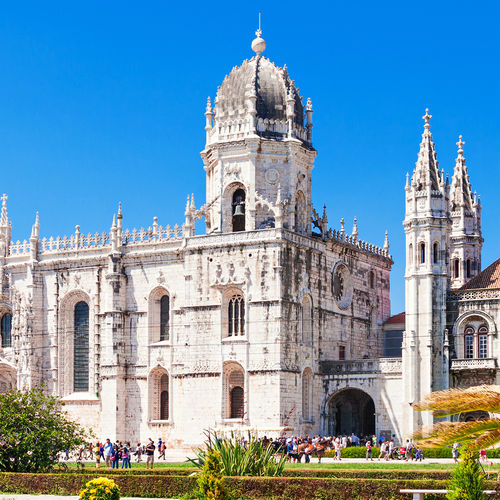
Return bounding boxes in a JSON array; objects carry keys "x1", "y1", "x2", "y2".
[
  {"x1": 190, "y1": 430, "x2": 287, "y2": 477},
  {"x1": 446, "y1": 445, "x2": 485, "y2": 500}
]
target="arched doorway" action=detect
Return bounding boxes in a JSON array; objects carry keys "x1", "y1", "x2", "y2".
[{"x1": 326, "y1": 388, "x2": 375, "y2": 436}]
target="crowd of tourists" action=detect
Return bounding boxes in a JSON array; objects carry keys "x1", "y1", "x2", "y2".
[
  {"x1": 262, "y1": 434, "x2": 425, "y2": 463},
  {"x1": 72, "y1": 437, "x2": 167, "y2": 469}
]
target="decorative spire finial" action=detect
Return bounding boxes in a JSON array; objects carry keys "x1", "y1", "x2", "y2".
[
  {"x1": 352, "y1": 216, "x2": 358, "y2": 240},
  {"x1": 251, "y1": 13, "x2": 266, "y2": 55},
  {"x1": 117, "y1": 202, "x2": 122, "y2": 218},
  {"x1": 423, "y1": 108, "x2": 432, "y2": 128},
  {"x1": 457, "y1": 134, "x2": 465, "y2": 156},
  {"x1": 383, "y1": 230, "x2": 390, "y2": 253}
]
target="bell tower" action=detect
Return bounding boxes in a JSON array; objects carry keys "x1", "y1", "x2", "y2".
[
  {"x1": 449, "y1": 135, "x2": 482, "y2": 288},
  {"x1": 200, "y1": 29, "x2": 316, "y2": 235},
  {"x1": 402, "y1": 109, "x2": 450, "y2": 436}
]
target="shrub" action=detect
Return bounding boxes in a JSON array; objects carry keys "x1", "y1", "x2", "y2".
[
  {"x1": 196, "y1": 449, "x2": 226, "y2": 500},
  {"x1": 0, "y1": 387, "x2": 90, "y2": 472},
  {"x1": 80, "y1": 477, "x2": 120, "y2": 500},
  {"x1": 447, "y1": 445, "x2": 485, "y2": 500},
  {"x1": 190, "y1": 430, "x2": 288, "y2": 477}
]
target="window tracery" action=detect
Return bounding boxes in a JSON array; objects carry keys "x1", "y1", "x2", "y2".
[
  {"x1": 228, "y1": 294, "x2": 245, "y2": 337},
  {"x1": 73, "y1": 301, "x2": 89, "y2": 392}
]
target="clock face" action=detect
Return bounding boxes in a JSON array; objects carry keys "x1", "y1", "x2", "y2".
[{"x1": 332, "y1": 262, "x2": 352, "y2": 310}]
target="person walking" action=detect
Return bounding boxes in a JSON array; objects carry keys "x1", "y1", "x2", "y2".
[
  {"x1": 366, "y1": 440, "x2": 373, "y2": 461},
  {"x1": 158, "y1": 439, "x2": 166, "y2": 460},
  {"x1": 145, "y1": 438, "x2": 155, "y2": 470},
  {"x1": 452, "y1": 442, "x2": 459, "y2": 464}
]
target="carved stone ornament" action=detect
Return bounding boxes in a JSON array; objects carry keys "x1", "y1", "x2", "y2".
[
  {"x1": 265, "y1": 168, "x2": 280, "y2": 185},
  {"x1": 332, "y1": 262, "x2": 353, "y2": 310}
]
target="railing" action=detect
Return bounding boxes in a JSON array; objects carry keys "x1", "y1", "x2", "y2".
[
  {"x1": 9, "y1": 223, "x2": 183, "y2": 256},
  {"x1": 320, "y1": 357, "x2": 402, "y2": 375},
  {"x1": 451, "y1": 358, "x2": 497, "y2": 371}
]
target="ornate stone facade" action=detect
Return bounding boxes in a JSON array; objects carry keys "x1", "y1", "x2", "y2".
[{"x1": 0, "y1": 30, "x2": 497, "y2": 446}]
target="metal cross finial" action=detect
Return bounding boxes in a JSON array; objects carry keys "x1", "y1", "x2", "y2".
[
  {"x1": 457, "y1": 134, "x2": 465, "y2": 153},
  {"x1": 422, "y1": 108, "x2": 432, "y2": 125},
  {"x1": 255, "y1": 12, "x2": 262, "y2": 38}
]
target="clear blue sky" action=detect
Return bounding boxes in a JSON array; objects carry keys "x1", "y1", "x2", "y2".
[{"x1": 0, "y1": 1, "x2": 498, "y2": 314}]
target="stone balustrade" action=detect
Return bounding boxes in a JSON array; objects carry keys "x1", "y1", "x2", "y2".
[{"x1": 450, "y1": 358, "x2": 497, "y2": 371}]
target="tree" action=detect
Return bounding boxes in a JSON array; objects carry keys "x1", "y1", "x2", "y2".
[
  {"x1": 446, "y1": 445, "x2": 485, "y2": 500},
  {"x1": 0, "y1": 387, "x2": 90, "y2": 472},
  {"x1": 414, "y1": 385, "x2": 500, "y2": 450}
]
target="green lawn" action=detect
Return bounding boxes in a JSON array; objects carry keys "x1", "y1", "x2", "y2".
[{"x1": 65, "y1": 460, "x2": 500, "y2": 472}]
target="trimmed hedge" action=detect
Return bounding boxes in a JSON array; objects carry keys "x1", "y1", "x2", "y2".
[{"x1": 2, "y1": 473, "x2": 498, "y2": 499}]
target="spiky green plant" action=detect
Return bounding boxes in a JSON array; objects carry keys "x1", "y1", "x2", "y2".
[
  {"x1": 413, "y1": 385, "x2": 500, "y2": 450},
  {"x1": 189, "y1": 430, "x2": 287, "y2": 477}
]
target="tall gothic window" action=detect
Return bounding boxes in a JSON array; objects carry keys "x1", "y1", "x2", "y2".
[
  {"x1": 301, "y1": 295, "x2": 313, "y2": 344},
  {"x1": 224, "y1": 363, "x2": 245, "y2": 419},
  {"x1": 160, "y1": 295, "x2": 169, "y2": 341},
  {"x1": 228, "y1": 295, "x2": 245, "y2": 336},
  {"x1": 464, "y1": 326, "x2": 474, "y2": 359},
  {"x1": 302, "y1": 368, "x2": 313, "y2": 421},
  {"x1": 433, "y1": 243, "x2": 439, "y2": 264},
  {"x1": 73, "y1": 301, "x2": 89, "y2": 392},
  {"x1": 466, "y1": 259, "x2": 472, "y2": 278},
  {"x1": 232, "y1": 189, "x2": 246, "y2": 232},
  {"x1": 160, "y1": 373, "x2": 169, "y2": 420},
  {"x1": 369, "y1": 270, "x2": 375, "y2": 289},
  {"x1": 1, "y1": 313, "x2": 12, "y2": 348},
  {"x1": 453, "y1": 259, "x2": 460, "y2": 279},
  {"x1": 420, "y1": 243, "x2": 426, "y2": 264},
  {"x1": 478, "y1": 325, "x2": 488, "y2": 359}
]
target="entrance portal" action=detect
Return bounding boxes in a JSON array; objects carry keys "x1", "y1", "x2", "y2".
[{"x1": 326, "y1": 388, "x2": 375, "y2": 436}]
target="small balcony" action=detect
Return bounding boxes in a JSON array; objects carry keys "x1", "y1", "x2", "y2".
[{"x1": 450, "y1": 358, "x2": 497, "y2": 371}]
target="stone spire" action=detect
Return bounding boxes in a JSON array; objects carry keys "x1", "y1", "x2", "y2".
[
  {"x1": 383, "y1": 230, "x2": 389, "y2": 253},
  {"x1": 0, "y1": 194, "x2": 8, "y2": 226},
  {"x1": 352, "y1": 217, "x2": 358, "y2": 242},
  {"x1": 30, "y1": 212, "x2": 40, "y2": 240},
  {"x1": 450, "y1": 135, "x2": 474, "y2": 211},
  {"x1": 411, "y1": 109, "x2": 441, "y2": 191}
]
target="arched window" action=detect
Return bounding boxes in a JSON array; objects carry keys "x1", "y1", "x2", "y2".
[
  {"x1": 149, "y1": 288, "x2": 170, "y2": 343},
  {"x1": 160, "y1": 373, "x2": 169, "y2": 420},
  {"x1": 228, "y1": 295, "x2": 245, "y2": 336},
  {"x1": 420, "y1": 243, "x2": 426, "y2": 264},
  {"x1": 149, "y1": 368, "x2": 171, "y2": 421},
  {"x1": 73, "y1": 301, "x2": 89, "y2": 392},
  {"x1": 433, "y1": 243, "x2": 439, "y2": 264},
  {"x1": 232, "y1": 189, "x2": 246, "y2": 232},
  {"x1": 302, "y1": 368, "x2": 313, "y2": 421},
  {"x1": 295, "y1": 191, "x2": 306, "y2": 233},
  {"x1": 453, "y1": 259, "x2": 460, "y2": 279},
  {"x1": 466, "y1": 259, "x2": 472, "y2": 279},
  {"x1": 1, "y1": 313, "x2": 12, "y2": 348},
  {"x1": 160, "y1": 295, "x2": 169, "y2": 341},
  {"x1": 301, "y1": 295, "x2": 313, "y2": 344},
  {"x1": 369, "y1": 270, "x2": 375, "y2": 289},
  {"x1": 478, "y1": 325, "x2": 488, "y2": 359},
  {"x1": 224, "y1": 363, "x2": 245, "y2": 419},
  {"x1": 464, "y1": 326, "x2": 474, "y2": 359},
  {"x1": 409, "y1": 244, "x2": 413, "y2": 265}
]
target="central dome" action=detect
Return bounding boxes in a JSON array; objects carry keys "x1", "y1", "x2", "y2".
[{"x1": 214, "y1": 55, "x2": 307, "y2": 140}]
